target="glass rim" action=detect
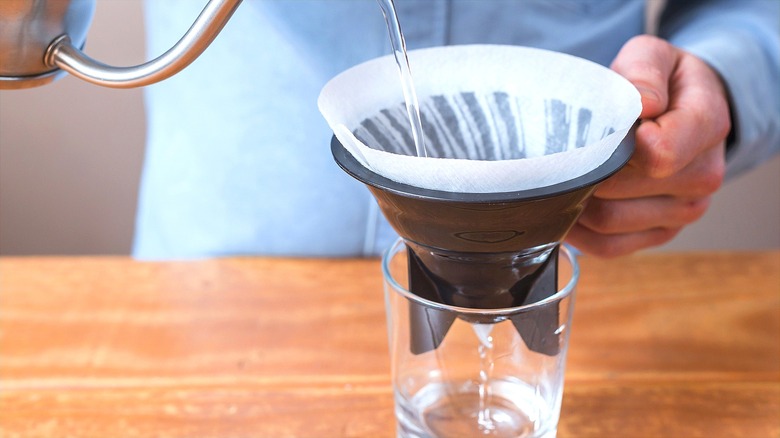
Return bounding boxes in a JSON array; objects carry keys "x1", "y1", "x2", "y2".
[{"x1": 381, "y1": 238, "x2": 579, "y2": 316}]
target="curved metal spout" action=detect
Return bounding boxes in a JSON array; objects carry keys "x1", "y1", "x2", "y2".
[{"x1": 44, "y1": 0, "x2": 242, "y2": 89}]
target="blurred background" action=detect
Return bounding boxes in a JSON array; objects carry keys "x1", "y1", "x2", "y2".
[{"x1": 1, "y1": 0, "x2": 778, "y2": 256}]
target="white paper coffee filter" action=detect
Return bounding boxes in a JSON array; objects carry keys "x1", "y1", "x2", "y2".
[{"x1": 318, "y1": 45, "x2": 642, "y2": 193}]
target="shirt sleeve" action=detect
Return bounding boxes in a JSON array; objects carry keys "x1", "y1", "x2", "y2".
[{"x1": 657, "y1": 0, "x2": 780, "y2": 178}]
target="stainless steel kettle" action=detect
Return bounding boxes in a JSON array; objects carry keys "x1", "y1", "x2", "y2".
[{"x1": 0, "y1": 0, "x2": 242, "y2": 89}]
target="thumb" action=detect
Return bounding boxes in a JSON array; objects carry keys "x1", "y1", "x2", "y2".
[{"x1": 611, "y1": 35, "x2": 679, "y2": 119}]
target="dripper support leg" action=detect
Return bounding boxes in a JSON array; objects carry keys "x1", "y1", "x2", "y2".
[
  {"x1": 510, "y1": 246, "x2": 561, "y2": 356},
  {"x1": 407, "y1": 247, "x2": 457, "y2": 355}
]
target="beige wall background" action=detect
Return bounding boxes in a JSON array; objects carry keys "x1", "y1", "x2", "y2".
[{"x1": 1, "y1": 0, "x2": 778, "y2": 256}]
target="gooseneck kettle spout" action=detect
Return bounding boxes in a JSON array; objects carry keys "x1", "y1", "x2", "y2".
[
  {"x1": 45, "y1": 0, "x2": 242, "y2": 88},
  {"x1": 0, "y1": 0, "x2": 243, "y2": 89}
]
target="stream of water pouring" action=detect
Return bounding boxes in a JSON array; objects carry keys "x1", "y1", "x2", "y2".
[
  {"x1": 376, "y1": 0, "x2": 428, "y2": 158},
  {"x1": 472, "y1": 323, "x2": 498, "y2": 433},
  {"x1": 375, "y1": 1, "x2": 500, "y2": 433}
]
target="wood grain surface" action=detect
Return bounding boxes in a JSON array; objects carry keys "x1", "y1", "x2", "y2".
[{"x1": 1, "y1": 252, "x2": 778, "y2": 437}]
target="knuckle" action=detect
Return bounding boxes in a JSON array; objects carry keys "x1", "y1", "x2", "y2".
[
  {"x1": 627, "y1": 34, "x2": 667, "y2": 51},
  {"x1": 693, "y1": 103, "x2": 730, "y2": 145},
  {"x1": 654, "y1": 227, "x2": 682, "y2": 246},
  {"x1": 581, "y1": 200, "x2": 621, "y2": 234},
  {"x1": 712, "y1": 98, "x2": 732, "y2": 135},
  {"x1": 644, "y1": 136, "x2": 678, "y2": 179},
  {"x1": 707, "y1": 71, "x2": 733, "y2": 141},
  {"x1": 678, "y1": 198, "x2": 711, "y2": 224},
  {"x1": 716, "y1": 106, "x2": 733, "y2": 141},
  {"x1": 687, "y1": 155, "x2": 726, "y2": 197},
  {"x1": 700, "y1": 161, "x2": 725, "y2": 195}
]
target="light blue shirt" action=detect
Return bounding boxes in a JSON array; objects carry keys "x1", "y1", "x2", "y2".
[{"x1": 134, "y1": 0, "x2": 779, "y2": 259}]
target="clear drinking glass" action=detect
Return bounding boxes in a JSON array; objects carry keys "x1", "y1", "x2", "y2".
[{"x1": 382, "y1": 239, "x2": 579, "y2": 438}]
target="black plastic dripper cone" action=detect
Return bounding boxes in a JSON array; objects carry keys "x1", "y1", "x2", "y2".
[
  {"x1": 406, "y1": 245, "x2": 562, "y2": 355},
  {"x1": 331, "y1": 127, "x2": 634, "y2": 355}
]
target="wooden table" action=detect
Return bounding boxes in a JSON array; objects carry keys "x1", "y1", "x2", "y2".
[{"x1": 1, "y1": 252, "x2": 778, "y2": 437}]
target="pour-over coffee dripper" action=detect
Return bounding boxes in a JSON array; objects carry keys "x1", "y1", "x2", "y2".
[
  {"x1": 332, "y1": 129, "x2": 634, "y2": 355},
  {"x1": 319, "y1": 44, "x2": 642, "y2": 357}
]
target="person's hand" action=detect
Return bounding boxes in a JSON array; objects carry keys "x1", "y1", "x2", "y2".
[{"x1": 566, "y1": 35, "x2": 731, "y2": 257}]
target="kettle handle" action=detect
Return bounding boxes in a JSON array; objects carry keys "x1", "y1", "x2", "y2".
[{"x1": 44, "y1": 0, "x2": 242, "y2": 89}]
